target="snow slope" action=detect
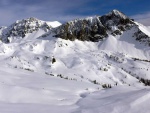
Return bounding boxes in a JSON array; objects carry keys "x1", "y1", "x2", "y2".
[
  {"x1": 76, "y1": 86, "x2": 150, "y2": 113},
  {"x1": 99, "y1": 26, "x2": 150, "y2": 59},
  {"x1": 0, "y1": 10, "x2": 149, "y2": 113},
  {"x1": 0, "y1": 66, "x2": 150, "y2": 113},
  {"x1": 0, "y1": 66, "x2": 98, "y2": 113}
]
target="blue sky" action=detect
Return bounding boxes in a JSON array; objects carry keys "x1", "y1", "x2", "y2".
[{"x1": 0, "y1": 0, "x2": 150, "y2": 26}]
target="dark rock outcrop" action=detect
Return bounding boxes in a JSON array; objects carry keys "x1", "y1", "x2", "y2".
[
  {"x1": 53, "y1": 10, "x2": 135, "y2": 42},
  {"x1": 1, "y1": 17, "x2": 52, "y2": 43}
]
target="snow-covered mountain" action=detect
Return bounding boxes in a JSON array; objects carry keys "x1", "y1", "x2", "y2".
[
  {"x1": 0, "y1": 10, "x2": 150, "y2": 113},
  {"x1": 51, "y1": 10, "x2": 150, "y2": 46},
  {"x1": 0, "y1": 17, "x2": 61, "y2": 43},
  {"x1": 52, "y1": 10, "x2": 133, "y2": 41}
]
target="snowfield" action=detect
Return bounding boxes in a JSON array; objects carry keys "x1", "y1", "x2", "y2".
[
  {"x1": 0, "y1": 11, "x2": 150, "y2": 112},
  {"x1": 0, "y1": 67, "x2": 150, "y2": 113},
  {"x1": 0, "y1": 67, "x2": 98, "y2": 113}
]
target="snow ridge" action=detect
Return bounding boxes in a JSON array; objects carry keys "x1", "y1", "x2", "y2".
[
  {"x1": 51, "y1": 10, "x2": 134, "y2": 42},
  {"x1": 0, "y1": 17, "x2": 61, "y2": 43},
  {"x1": 0, "y1": 9, "x2": 149, "y2": 113}
]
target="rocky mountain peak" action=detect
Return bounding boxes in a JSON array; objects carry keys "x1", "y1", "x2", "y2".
[
  {"x1": 11, "y1": 17, "x2": 43, "y2": 30},
  {"x1": 0, "y1": 10, "x2": 149, "y2": 46},
  {"x1": 107, "y1": 9, "x2": 127, "y2": 19},
  {"x1": 52, "y1": 10, "x2": 135, "y2": 42},
  {"x1": 1, "y1": 17, "x2": 52, "y2": 43}
]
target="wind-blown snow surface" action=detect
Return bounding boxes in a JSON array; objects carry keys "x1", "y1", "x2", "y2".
[
  {"x1": 0, "y1": 67, "x2": 98, "y2": 113},
  {"x1": 0, "y1": 67, "x2": 150, "y2": 113},
  {"x1": 76, "y1": 86, "x2": 150, "y2": 113},
  {"x1": 0, "y1": 19, "x2": 150, "y2": 112}
]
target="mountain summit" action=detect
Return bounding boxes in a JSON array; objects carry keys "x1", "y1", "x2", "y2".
[
  {"x1": 0, "y1": 9, "x2": 150, "y2": 113},
  {"x1": 108, "y1": 9, "x2": 127, "y2": 19},
  {"x1": 46, "y1": 10, "x2": 149, "y2": 46},
  {"x1": 50, "y1": 10, "x2": 133, "y2": 42},
  {"x1": 0, "y1": 10, "x2": 149, "y2": 46},
  {"x1": 0, "y1": 17, "x2": 61, "y2": 43}
]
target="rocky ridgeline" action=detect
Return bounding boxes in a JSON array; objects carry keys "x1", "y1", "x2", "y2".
[
  {"x1": 0, "y1": 10, "x2": 150, "y2": 46},
  {"x1": 52, "y1": 10, "x2": 135, "y2": 42},
  {"x1": 134, "y1": 28, "x2": 150, "y2": 46},
  {"x1": 52, "y1": 9, "x2": 150, "y2": 46},
  {"x1": 0, "y1": 17, "x2": 52, "y2": 43}
]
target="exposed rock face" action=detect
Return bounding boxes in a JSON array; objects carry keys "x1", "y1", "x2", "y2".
[
  {"x1": 52, "y1": 10, "x2": 135, "y2": 42},
  {"x1": 0, "y1": 10, "x2": 149, "y2": 46},
  {"x1": 134, "y1": 29, "x2": 150, "y2": 46},
  {"x1": 100, "y1": 10, "x2": 134, "y2": 35},
  {"x1": 0, "y1": 17, "x2": 52, "y2": 43},
  {"x1": 53, "y1": 16, "x2": 107, "y2": 42}
]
